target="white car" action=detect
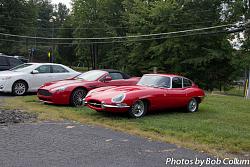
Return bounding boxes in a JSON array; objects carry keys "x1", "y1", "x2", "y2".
[{"x1": 0, "y1": 63, "x2": 80, "y2": 95}]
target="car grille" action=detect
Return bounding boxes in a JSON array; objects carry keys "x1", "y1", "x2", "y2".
[
  {"x1": 88, "y1": 100, "x2": 102, "y2": 108},
  {"x1": 38, "y1": 89, "x2": 52, "y2": 96},
  {"x1": 39, "y1": 97, "x2": 52, "y2": 102}
]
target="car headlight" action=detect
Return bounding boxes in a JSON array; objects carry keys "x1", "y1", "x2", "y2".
[
  {"x1": 86, "y1": 90, "x2": 96, "y2": 97},
  {"x1": 51, "y1": 86, "x2": 67, "y2": 93},
  {"x1": 1, "y1": 76, "x2": 12, "y2": 80},
  {"x1": 111, "y1": 93, "x2": 126, "y2": 103}
]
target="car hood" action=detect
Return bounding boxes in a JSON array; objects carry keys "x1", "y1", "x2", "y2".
[
  {"x1": 89, "y1": 85, "x2": 149, "y2": 99},
  {"x1": 108, "y1": 86, "x2": 147, "y2": 92},
  {"x1": 0, "y1": 70, "x2": 24, "y2": 78},
  {"x1": 41, "y1": 79, "x2": 87, "y2": 90}
]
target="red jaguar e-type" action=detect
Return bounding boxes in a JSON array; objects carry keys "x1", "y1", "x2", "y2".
[
  {"x1": 37, "y1": 69, "x2": 140, "y2": 106},
  {"x1": 84, "y1": 74, "x2": 205, "y2": 118}
]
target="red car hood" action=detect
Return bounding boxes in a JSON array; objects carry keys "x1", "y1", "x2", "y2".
[
  {"x1": 41, "y1": 79, "x2": 86, "y2": 90},
  {"x1": 89, "y1": 85, "x2": 148, "y2": 99},
  {"x1": 108, "y1": 86, "x2": 146, "y2": 92}
]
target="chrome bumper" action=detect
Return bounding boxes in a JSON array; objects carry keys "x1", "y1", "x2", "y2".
[
  {"x1": 102, "y1": 103, "x2": 130, "y2": 108},
  {"x1": 83, "y1": 99, "x2": 130, "y2": 108}
]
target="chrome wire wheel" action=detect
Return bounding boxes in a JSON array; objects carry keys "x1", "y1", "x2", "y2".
[
  {"x1": 71, "y1": 88, "x2": 87, "y2": 107},
  {"x1": 13, "y1": 81, "x2": 27, "y2": 96},
  {"x1": 188, "y1": 98, "x2": 198, "y2": 113},
  {"x1": 129, "y1": 100, "x2": 147, "y2": 118}
]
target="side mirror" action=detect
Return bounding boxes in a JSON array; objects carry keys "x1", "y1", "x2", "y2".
[
  {"x1": 31, "y1": 70, "x2": 39, "y2": 74},
  {"x1": 104, "y1": 76, "x2": 112, "y2": 82}
]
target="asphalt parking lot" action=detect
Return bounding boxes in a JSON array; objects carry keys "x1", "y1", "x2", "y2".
[
  {"x1": 0, "y1": 122, "x2": 225, "y2": 167},
  {"x1": 0, "y1": 96, "x2": 248, "y2": 167}
]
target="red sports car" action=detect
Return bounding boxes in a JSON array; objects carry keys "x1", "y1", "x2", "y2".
[
  {"x1": 37, "y1": 69, "x2": 140, "y2": 106},
  {"x1": 84, "y1": 74, "x2": 205, "y2": 118}
]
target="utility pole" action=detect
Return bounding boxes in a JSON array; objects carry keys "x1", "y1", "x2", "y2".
[
  {"x1": 35, "y1": 19, "x2": 42, "y2": 54},
  {"x1": 248, "y1": 68, "x2": 250, "y2": 98},
  {"x1": 246, "y1": 19, "x2": 250, "y2": 98},
  {"x1": 51, "y1": 20, "x2": 54, "y2": 63},
  {"x1": 95, "y1": 43, "x2": 98, "y2": 69},
  {"x1": 90, "y1": 43, "x2": 98, "y2": 69},
  {"x1": 49, "y1": 16, "x2": 56, "y2": 63}
]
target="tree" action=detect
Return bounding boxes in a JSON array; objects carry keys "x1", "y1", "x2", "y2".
[
  {"x1": 72, "y1": 0, "x2": 128, "y2": 69},
  {"x1": 122, "y1": 0, "x2": 246, "y2": 90},
  {"x1": 56, "y1": 16, "x2": 76, "y2": 66},
  {"x1": 0, "y1": 0, "x2": 37, "y2": 55},
  {"x1": 0, "y1": 0, "x2": 247, "y2": 90}
]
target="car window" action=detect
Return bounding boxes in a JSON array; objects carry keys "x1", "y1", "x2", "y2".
[
  {"x1": 137, "y1": 75, "x2": 171, "y2": 88},
  {"x1": 121, "y1": 72, "x2": 131, "y2": 79},
  {"x1": 183, "y1": 78, "x2": 192, "y2": 87},
  {"x1": 35, "y1": 65, "x2": 51, "y2": 73},
  {"x1": 10, "y1": 63, "x2": 32, "y2": 71},
  {"x1": 76, "y1": 70, "x2": 106, "y2": 81},
  {"x1": 157, "y1": 77, "x2": 171, "y2": 88},
  {"x1": 52, "y1": 65, "x2": 69, "y2": 73},
  {"x1": 109, "y1": 72, "x2": 124, "y2": 80},
  {"x1": 172, "y1": 77, "x2": 183, "y2": 88},
  {"x1": 9, "y1": 58, "x2": 22, "y2": 67},
  {"x1": 0, "y1": 56, "x2": 8, "y2": 66}
]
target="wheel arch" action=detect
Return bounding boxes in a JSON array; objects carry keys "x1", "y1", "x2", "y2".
[
  {"x1": 139, "y1": 98, "x2": 151, "y2": 111},
  {"x1": 193, "y1": 97, "x2": 202, "y2": 104},
  {"x1": 12, "y1": 79, "x2": 29, "y2": 90},
  {"x1": 71, "y1": 86, "x2": 88, "y2": 94}
]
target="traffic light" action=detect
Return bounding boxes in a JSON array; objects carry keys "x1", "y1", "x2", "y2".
[{"x1": 48, "y1": 48, "x2": 52, "y2": 63}]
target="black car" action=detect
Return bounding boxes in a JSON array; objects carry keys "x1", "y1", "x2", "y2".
[
  {"x1": 0, "y1": 54, "x2": 24, "y2": 71},
  {"x1": 14, "y1": 56, "x2": 29, "y2": 63}
]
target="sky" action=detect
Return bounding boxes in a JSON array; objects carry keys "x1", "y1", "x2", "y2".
[{"x1": 51, "y1": 0, "x2": 71, "y2": 9}]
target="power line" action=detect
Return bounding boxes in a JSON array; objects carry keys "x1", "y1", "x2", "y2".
[
  {"x1": 0, "y1": 31, "x2": 223, "y2": 45},
  {"x1": 0, "y1": 38, "x2": 24, "y2": 43},
  {"x1": 0, "y1": 38, "x2": 51, "y2": 47},
  {"x1": 0, "y1": 27, "x2": 243, "y2": 45},
  {"x1": 0, "y1": 24, "x2": 237, "y2": 41},
  {"x1": 72, "y1": 30, "x2": 229, "y2": 44}
]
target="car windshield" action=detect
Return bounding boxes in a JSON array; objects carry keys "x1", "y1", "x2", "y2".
[
  {"x1": 9, "y1": 63, "x2": 33, "y2": 72},
  {"x1": 137, "y1": 75, "x2": 171, "y2": 88},
  {"x1": 75, "y1": 70, "x2": 106, "y2": 81}
]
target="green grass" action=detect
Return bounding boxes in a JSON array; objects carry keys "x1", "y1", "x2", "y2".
[
  {"x1": 212, "y1": 86, "x2": 245, "y2": 97},
  {"x1": 1, "y1": 94, "x2": 250, "y2": 157}
]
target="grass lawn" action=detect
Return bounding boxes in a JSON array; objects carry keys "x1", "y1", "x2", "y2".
[
  {"x1": 212, "y1": 86, "x2": 245, "y2": 97},
  {"x1": 1, "y1": 94, "x2": 250, "y2": 157}
]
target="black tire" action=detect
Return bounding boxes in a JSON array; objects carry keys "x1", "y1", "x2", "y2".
[
  {"x1": 187, "y1": 98, "x2": 199, "y2": 113},
  {"x1": 12, "y1": 81, "x2": 28, "y2": 96},
  {"x1": 70, "y1": 88, "x2": 87, "y2": 107},
  {"x1": 128, "y1": 100, "x2": 147, "y2": 118}
]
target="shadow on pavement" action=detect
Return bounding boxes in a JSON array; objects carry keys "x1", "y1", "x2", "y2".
[{"x1": 0, "y1": 92, "x2": 36, "y2": 98}]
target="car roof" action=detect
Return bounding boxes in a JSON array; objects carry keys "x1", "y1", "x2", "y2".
[
  {"x1": 144, "y1": 73, "x2": 183, "y2": 78},
  {"x1": 14, "y1": 55, "x2": 27, "y2": 59},
  {"x1": 0, "y1": 54, "x2": 20, "y2": 59},
  {"x1": 98, "y1": 69, "x2": 122, "y2": 73},
  {"x1": 25, "y1": 63, "x2": 65, "y2": 66}
]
